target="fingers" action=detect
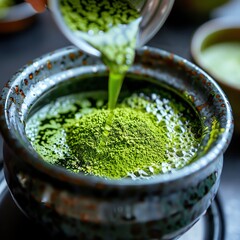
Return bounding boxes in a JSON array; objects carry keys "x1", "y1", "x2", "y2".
[{"x1": 26, "y1": 0, "x2": 47, "y2": 12}]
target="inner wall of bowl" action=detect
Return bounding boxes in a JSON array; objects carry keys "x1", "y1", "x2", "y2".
[
  {"x1": 201, "y1": 28, "x2": 240, "y2": 51},
  {"x1": 26, "y1": 66, "x2": 109, "y2": 119},
  {"x1": 1, "y1": 46, "x2": 233, "y2": 176},
  {"x1": 24, "y1": 66, "x2": 208, "y2": 165},
  {"x1": 22, "y1": 66, "x2": 223, "y2": 160}
]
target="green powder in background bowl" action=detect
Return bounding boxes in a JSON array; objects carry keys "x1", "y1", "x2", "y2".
[
  {"x1": 0, "y1": 0, "x2": 16, "y2": 18},
  {"x1": 26, "y1": 88, "x2": 202, "y2": 180},
  {"x1": 200, "y1": 41, "x2": 240, "y2": 89},
  {"x1": 0, "y1": 0, "x2": 15, "y2": 9}
]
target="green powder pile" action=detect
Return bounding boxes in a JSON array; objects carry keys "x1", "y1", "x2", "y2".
[
  {"x1": 64, "y1": 107, "x2": 167, "y2": 179},
  {"x1": 26, "y1": 90, "x2": 202, "y2": 180}
]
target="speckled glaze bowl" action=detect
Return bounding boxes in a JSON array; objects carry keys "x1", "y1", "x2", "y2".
[{"x1": 0, "y1": 46, "x2": 233, "y2": 240}]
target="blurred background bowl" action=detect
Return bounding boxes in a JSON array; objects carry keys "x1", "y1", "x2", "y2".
[
  {"x1": 0, "y1": 0, "x2": 36, "y2": 34},
  {"x1": 191, "y1": 17, "x2": 240, "y2": 134}
]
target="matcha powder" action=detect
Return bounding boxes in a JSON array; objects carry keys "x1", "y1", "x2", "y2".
[
  {"x1": 26, "y1": 91, "x2": 202, "y2": 180},
  {"x1": 64, "y1": 108, "x2": 167, "y2": 179},
  {"x1": 26, "y1": 1, "x2": 202, "y2": 180}
]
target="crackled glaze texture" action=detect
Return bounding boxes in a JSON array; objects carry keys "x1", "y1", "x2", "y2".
[{"x1": 0, "y1": 46, "x2": 233, "y2": 240}]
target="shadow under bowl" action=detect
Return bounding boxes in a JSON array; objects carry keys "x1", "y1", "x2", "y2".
[
  {"x1": 191, "y1": 17, "x2": 240, "y2": 134},
  {"x1": 0, "y1": 46, "x2": 233, "y2": 239}
]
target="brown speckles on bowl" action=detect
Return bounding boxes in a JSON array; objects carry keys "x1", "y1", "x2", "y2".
[
  {"x1": 29, "y1": 73, "x2": 33, "y2": 80},
  {"x1": 14, "y1": 85, "x2": 19, "y2": 94},
  {"x1": 19, "y1": 89, "x2": 25, "y2": 98},
  {"x1": 47, "y1": 60, "x2": 53, "y2": 70},
  {"x1": 24, "y1": 79, "x2": 28, "y2": 85},
  {"x1": 9, "y1": 96, "x2": 15, "y2": 103},
  {"x1": 69, "y1": 52, "x2": 76, "y2": 61},
  {"x1": 35, "y1": 69, "x2": 40, "y2": 76}
]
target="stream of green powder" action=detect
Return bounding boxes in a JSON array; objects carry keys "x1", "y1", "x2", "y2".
[
  {"x1": 60, "y1": 0, "x2": 141, "y2": 109},
  {"x1": 59, "y1": 0, "x2": 144, "y2": 166}
]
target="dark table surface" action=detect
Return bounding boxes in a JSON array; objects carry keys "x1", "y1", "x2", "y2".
[{"x1": 1, "y1": 1, "x2": 240, "y2": 239}]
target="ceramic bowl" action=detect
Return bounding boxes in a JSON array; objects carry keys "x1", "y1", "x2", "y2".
[
  {"x1": 0, "y1": 46, "x2": 233, "y2": 240},
  {"x1": 0, "y1": 1, "x2": 36, "y2": 34},
  {"x1": 191, "y1": 17, "x2": 240, "y2": 134}
]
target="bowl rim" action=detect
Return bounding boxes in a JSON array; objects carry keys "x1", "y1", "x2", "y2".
[
  {"x1": 190, "y1": 16, "x2": 240, "y2": 91},
  {"x1": 0, "y1": 46, "x2": 234, "y2": 187}
]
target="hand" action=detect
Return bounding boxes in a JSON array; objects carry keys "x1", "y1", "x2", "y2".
[{"x1": 26, "y1": 0, "x2": 47, "y2": 12}]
